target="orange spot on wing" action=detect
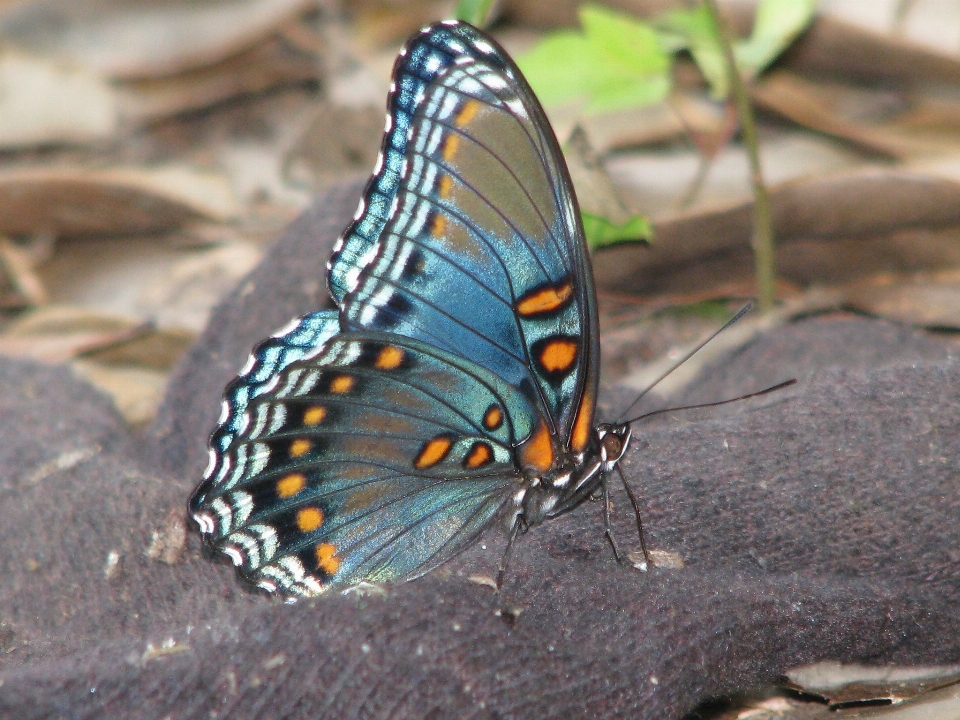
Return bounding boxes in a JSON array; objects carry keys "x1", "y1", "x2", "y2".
[
  {"x1": 517, "y1": 283, "x2": 573, "y2": 317},
  {"x1": 483, "y1": 404, "x2": 503, "y2": 431},
  {"x1": 316, "y1": 542, "x2": 340, "y2": 575},
  {"x1": 296, "y1": 507, "x2": 324, "y2": 533},
  {"x1": 290, "y1": 439, "x2": 311, "y2": 458},
  {"x1": 519, "y1": 420, "x2": 554, "y2": 473},
  {"x1": 455, "y1": 100, "x2": 482, "y2": 127},
  {"x1": 464, "y1": 442, "x2": 493, "y2": 468},
  {"x1": 329, "y1": 375, "x2": 354, "y2": 394},
  {"x1": 277, "y1": 473, "x2": 306, "y2": 498},
  {"x1": 442, "y1": 134, "x2": 460, "y2": 161},
  {"x1": 415, "y1": 435, "x2": 454, "y2": 469},
  {"x1": 375, "y1": 346, "x2": 404, "y2": 370},
  {"x1": 570, "y1": 388, "x2": 595, "y2": 454},
  {"x1": 431, "y1": 213, "x2": 447, "y2": 237},
  {"x1": 303, "y1": 406, "x2": 326, "y2": 425},
  {"x1": 539, "y1": 340, "x2": 578, "y2": 373},
  {"x1": 438, "y1": 174, "x2": 454, "y2": 198}
]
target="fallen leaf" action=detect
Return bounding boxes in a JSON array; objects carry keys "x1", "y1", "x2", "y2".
[
  {"x1": 71, "y1": 359, "x2": 168, "y2": 427},
  {"x1": 118, "y1": 37, "x2": 320, "y2": 125},
  {"x1": 751, "y1": 70, "x2": 919, "y2": 159},
  {"x1": 842, "y1": 270, "x2": 960, "y2": 329},
  {"x1": 784, "y1": 660, "x2": 960, "y2": 709},
  {"x1": 0, "y1": 165, "x2": 239, "y2": 238},
  {"x1": 0, "y1": 0, "x2": 317, "y2": 80},
  {"x1": 0, "y1": 49, "x2": 116, "y2": 149}
]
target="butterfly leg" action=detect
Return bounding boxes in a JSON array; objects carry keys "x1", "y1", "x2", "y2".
[
  {"x1": 602, "y1": 475, "x2": 626, "y2": 563},
  {"x1": 617, "y1": 463, "x2": 651, "y2": 570},
  {"x1": 496, "y1": 514, "x2": 527, "y2": 591}
]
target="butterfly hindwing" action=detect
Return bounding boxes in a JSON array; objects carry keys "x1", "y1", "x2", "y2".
[{"x1": 192, "y1": 329, "x2": 534, "y2": 594}]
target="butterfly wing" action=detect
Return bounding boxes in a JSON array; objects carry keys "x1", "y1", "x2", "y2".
[
  {"x1": 329, "y1": 21, "x2": 600, "y2": 454},
  {"x1": 191, "y1": 318, "x2": 535, "y2": 594}
]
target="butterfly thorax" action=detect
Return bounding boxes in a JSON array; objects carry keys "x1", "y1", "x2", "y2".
[{"x1": 518, "y1": 422, "x2": 632, "y2": 526}]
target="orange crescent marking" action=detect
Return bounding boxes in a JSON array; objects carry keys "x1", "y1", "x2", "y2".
[
  {"x1": 415, "y1": 436, "x2": 453, "y2": 469},
  {"x1": 455, "y1": 99, "x2": 482, "y2": 127},
  {"x1": 431, "y1": 213, "x2": 447, "y2": 238},
  {"x1": 289, "y1": 439, "x2": 311, "y2": 458},
  {"x1": 296, "y1": 506, "x2": 324, "y2": 533},
  {"x1": 276, "y1": 473, "x2": 306, "y2": 498},
  {"x1": 464, "y1": 442, "x2": 492, "y2": 468},
  {"x1": 519, "y1": 420, "x2": 554, "y2": 473},
  {"x1": 329, "y1": 375, "x2": 354, "y2": 394},
  {"x1": 539, "y1": 340, "x2": 578, "y2": 373},
  {"x1": 517, "y1": 283, "x2": 573, "y2": 317},
  {"x1": 483, "y1": 405, "x2": 503, "y2": 430},
  {"x1": 438, "y1": 174, "x2": 454, "y2": 198},
  {"x1": 316, "y1": 542, "x2": 340, "y2": 575},
  {"x1": 570, "y1": 388, "x2": 595, "y2": 454},
  {"x1": 442, "y1": 134, "x2": 460, "y2": 162},
  {"x1": 303, "y1": 406, "x2": 326, "y2": 425},
  {"x1": 375, "y1": 346, "x2": 405, "y2": 370}
]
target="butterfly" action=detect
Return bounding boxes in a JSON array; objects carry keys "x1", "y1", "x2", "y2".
[{"x1": 189, "y1": 19, "x2": 641, "y2": 596}]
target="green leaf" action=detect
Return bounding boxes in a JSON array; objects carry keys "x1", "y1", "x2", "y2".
[
  {"x1": 654, "y1": 6, "x2": 727, "y2": 98},
  {"x1": 455, "y1": 0, "x2": 497, "y2": 27},
  {"x1": 653, "y1": 0, "x2": 816, "y2": 100},
  {"x1": 517, "y1": 4, "x2": 672, "y2": 114},
  {"x1": 581, "y1": 211, "x2": 652, "y2": 250},
  {"x1": 736, "y1": 0, "x2": 817, "y2": 76}
]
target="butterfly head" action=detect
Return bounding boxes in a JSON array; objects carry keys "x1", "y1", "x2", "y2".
[{"x1": 596, "y1": 422, "x2": 632, "y2": 473}]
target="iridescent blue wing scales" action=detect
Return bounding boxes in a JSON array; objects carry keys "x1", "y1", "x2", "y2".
[
  {"x1": 328, "y1": 22, "x2": 507, "y2": 303},
  {"x1": 191, "y1": 330, "x2": 535, "y2": 594},
  {"x1": 332, "y1": 28, "x2": 600, "y2": 451},
  {"x1": 192, "y1": 20, "x2": 603, "y2": 596}
]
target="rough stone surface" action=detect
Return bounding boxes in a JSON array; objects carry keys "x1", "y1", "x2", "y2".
[{"x1": 1, "y1": 184, "x2": 958, "y2": 719}]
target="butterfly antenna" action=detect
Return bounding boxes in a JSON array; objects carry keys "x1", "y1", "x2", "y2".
[
  {"x1": 624, "y1": 379, "x2": 796, "y2": 427},
  {"x1": 616, "y1": 302, "x2": 753, "y2": 423}
]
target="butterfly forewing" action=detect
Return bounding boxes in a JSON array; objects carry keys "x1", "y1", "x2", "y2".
[
  {"x1": 328, "y1": 22, "x2": 509, "y2": 303},
  {"x1": 339, "y1": 42, "x2": 599, "y2": 446}
]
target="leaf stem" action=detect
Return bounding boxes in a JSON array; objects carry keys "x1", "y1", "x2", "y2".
[{"x1": 702, "y1": 0, "x2": 775, "y2": 313}]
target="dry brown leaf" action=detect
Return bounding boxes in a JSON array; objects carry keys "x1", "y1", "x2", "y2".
[
  {"x1": 564, "y1": 126, "x2": 638, "y2": 226},
  {"x1": 751, "y1": 71, "x2": 920, "y2": 159},
  {"x1": 594, "y1": 167, "x2": 960, "y2": 294},
  {"x1": 784, "y1": 12, "x2": 960, "y2": 86},
  {"x1": 118, "y1": 36, "x2": 320, "y2": 125},
  {"x1": 283, "y1": 103, "x2": 384, "y2": 189},
  {"x1": 0, "y1": 165, "x2": 239, "y2": 238},
  {"x1": 0, "y1": 0, "x2": 318, "y2": 80},
  {"x1": 0, "y1": 235, "x2": 46, "y2": 307},
  {"x1": 0, "y1": 49, "x2": 117, "y2": 148},
  {"x1": 784, "y1": 661, "x2": 960, "y2": 709},
  {"x1": 0, "y1": 305, "x2": 193, "y2": 367},
  {"x1": 71, "y1": 359, "x2": 168, "y2": 427},
  {"x1": 842, "y1": 270, "x2": 960, "y2": 329}
]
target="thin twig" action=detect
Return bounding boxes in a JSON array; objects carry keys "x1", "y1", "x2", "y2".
[{"x1": 702, "y1": 0, "x2": 776, "y2": 313}]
